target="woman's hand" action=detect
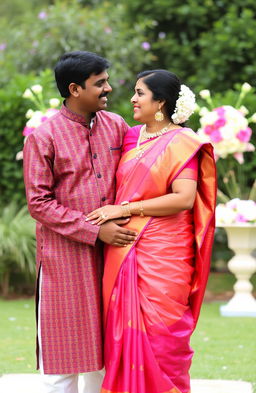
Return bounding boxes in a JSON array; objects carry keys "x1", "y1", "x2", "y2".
[{"x1": 86, "y1": 204, "x2": 124, "y2": 225}]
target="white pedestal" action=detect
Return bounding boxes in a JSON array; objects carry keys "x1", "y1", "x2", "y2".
[{"x1": 218, "y1": 224, "x2": 256, "y2": 317}]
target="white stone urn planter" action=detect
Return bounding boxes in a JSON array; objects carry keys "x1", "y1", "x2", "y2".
[{"x1": 218, "y1": 223, "x2": 256, "y2": 317}]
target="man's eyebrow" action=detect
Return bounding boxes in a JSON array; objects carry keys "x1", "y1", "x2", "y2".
[{"x1": 94, "y1": 77, "x2": 110, "y2": 84}]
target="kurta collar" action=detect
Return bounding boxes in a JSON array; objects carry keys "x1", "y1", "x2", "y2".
[{"x1": 60, "y1": 103, "x2": 96, "y2": 128}]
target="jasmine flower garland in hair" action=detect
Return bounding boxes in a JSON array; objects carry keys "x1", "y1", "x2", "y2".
[{"x1": 171, "y1": 85, "x2": 196, "y2": 124}]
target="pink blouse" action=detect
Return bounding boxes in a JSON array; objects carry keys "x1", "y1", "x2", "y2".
[{"x1": 123, "y1": 126, "x2": 198, "y2": 181}]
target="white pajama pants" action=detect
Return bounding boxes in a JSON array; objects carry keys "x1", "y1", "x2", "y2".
[
  {"x1": 39, "y1": 371, "x2": 105, "y2": 393},
  {"x1": 38, "y1": 269, "x2": 105, "y2": 393}
]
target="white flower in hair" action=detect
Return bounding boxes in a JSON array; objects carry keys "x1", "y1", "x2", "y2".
[{"x1": 171, "y1": 84, "x2": 196, "y2": 124}]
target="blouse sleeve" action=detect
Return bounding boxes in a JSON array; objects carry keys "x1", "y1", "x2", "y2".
[
  {"x1": 176, "y1": 154, "x2": 198, "y2": 181},
  {"x1": 122, "y1": 125, "x2": 141, "y2": 153}
]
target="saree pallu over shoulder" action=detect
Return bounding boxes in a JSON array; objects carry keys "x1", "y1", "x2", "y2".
[
  {"x1": 104, "y1": 128, "x2": 216, "y2": 322},
  {"x1": 102, "y1": 128, "x2": 217, "y2": 393}
]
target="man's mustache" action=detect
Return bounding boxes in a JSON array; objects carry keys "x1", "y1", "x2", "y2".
[{"x1": 99, "y1": 92, "x2": 109, "y2": 98}]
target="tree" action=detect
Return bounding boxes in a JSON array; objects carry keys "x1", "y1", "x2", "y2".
[{"x1": 118, "y1": 0, "x2": 256, "y2": 92}]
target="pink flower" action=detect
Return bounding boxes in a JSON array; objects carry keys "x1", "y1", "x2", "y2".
[
  {"x1": 210, "y1": 129, "x2": 223, "y2": 142},
  {"x1": 215, "y1": 107, "x2": 225, "y2": 116},
  {"x1": 104, "y1": 27, "x2": 112, "y2": 34},
  {"x1": 204, "y1": 124, "x2": 215, "y2": 134},
  {"x1": 236, "y1": 127, "x2": 252, "y2": 143},
  {"x1": 226, "y1": 198, "x2": 239, "y2": 210},
  {"x1": 214, "y1": 117, "x2": 226, "y2": 128},
  {"x1": 45, "y1": 108, "x2": 58, "y2": 117},
  {"x1": 23, "y1": 126, "x2": 34, "y2": 136},
  {"x1": 246, "y1": 143, "x2": 255, "y2": 152},
  {"x1": 0, "y1": 43, "x2": 6, "y2": 51},
  {"x1": 141, "y1": 42, "x2": 151, "y2": 50},
  {"x1": 236, "y1": 213, "x2": 247, "y2": 223},
  {"x1": 233, "y1": 152, "x2": 244, "y2": 164},
  {"x1": 22, "y1": 108, "x2": 59, "y2": 137},
  {"x1": 38, "y1": 11, "x2": 47, "y2": 19},
  {"x1": 217, "y1": 199, "x2": 256, "y2": 224}
]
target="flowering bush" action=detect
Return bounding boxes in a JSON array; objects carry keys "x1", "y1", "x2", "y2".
[
  {"x1": 23, "y1": 107, "x2": 59, "y2": 137},
  {"x1": 198, "y1": 105, "x2": 254, "y2": 162},
  {"x1": 216, "y1": 198, "x2": 256, "y2": 225},
  {"x1": 196, "y1": 83, "x2": 256, "y2": 202},
  {"x1": 16, "y1": 84, "x2": 60, "y2": 160}
]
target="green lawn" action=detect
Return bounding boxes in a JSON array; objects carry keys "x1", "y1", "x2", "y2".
[
  {"x1": 206, "y1": 271, "x2": 256, "y2": 294},
  {"x1": 0, "y1": 275, "x2": 256, "y2": 392},
  {"x1": 0, "y1": 298, "x2": 37, "y2": 374},
  {"x1": 191, "y1": 302, "x2": 256, "y2": 392}
]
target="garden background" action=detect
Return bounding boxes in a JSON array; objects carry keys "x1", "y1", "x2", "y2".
[{"x1": 0, "y1": 0, "x2": 256, "y2": 390}]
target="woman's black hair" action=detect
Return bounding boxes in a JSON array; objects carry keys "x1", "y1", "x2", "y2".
[
  {"x1": 54, "y1": 51, "x2": 110, "y2": 98},
  {"x1": 137, "y1": 69, "x2": 184, "y2": 125}
]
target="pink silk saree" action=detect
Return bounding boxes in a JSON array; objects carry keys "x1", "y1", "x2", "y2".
[{"x1": 101, "y1": 127, "x2": 217, "y2": 393}]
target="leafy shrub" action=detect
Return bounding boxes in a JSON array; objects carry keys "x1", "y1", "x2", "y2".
[
  {"x1": 0, "y1": 0, "x2": 51, "y2": 21},
  {"x1": 0, "y1": 69, "x2": 57, "y2": 207},
  {"x1": 119, "y1": 0, "x2": 256, "y2": 93},
  {"x1": 0, "y1": 1, "x2": 153, "y2": 102},
  {"x1": 0, "y1": 203, "x2": 36, "y2": 297}
]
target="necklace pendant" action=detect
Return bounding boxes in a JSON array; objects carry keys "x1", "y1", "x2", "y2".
[{"x1": 135, "y1": 148, "x2": 144, "y2": 159}]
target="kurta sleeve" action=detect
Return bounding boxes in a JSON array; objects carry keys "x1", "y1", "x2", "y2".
[{"x1": 23, "y1": 132, "x2": 100, "y2": 246}]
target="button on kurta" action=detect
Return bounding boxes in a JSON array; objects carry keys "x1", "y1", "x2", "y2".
[
  {"x1": 93, "y1": 153, "x2": 97, "y2": 159},
  {"x1": 97, "y1": 173, "x2": 102, "y2": 178},
  {"x1": 102, "y1": 196, "x2": 106, "y2": 202}
]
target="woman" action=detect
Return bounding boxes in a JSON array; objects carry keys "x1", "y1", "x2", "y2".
[{"x1": 87, "y1": 70, "x2": 217, "y2": 393}]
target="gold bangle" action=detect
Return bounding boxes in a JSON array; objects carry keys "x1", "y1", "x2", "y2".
[
  {"x1": 121, "y1": 201, "x2": 131, "y2": 217},
  {"x1": 139, "y1": 200, "x2": 144, "y2": 217}
]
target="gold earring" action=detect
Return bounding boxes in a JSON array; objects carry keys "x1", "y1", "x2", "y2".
[{"x1": 155, "y1": 109, "x2": 164, "y2": 122}]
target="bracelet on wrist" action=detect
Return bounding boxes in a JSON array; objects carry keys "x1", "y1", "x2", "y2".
[
  {"x1": 120, "y1": 201, "x2": 131, "y2": 217},
  {"x1": 139, "y1": 200, "x2": 144, "y2": 217}
]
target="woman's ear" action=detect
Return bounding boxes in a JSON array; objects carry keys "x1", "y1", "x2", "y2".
[{"x1": 159, "y1": 99, "x2": 166, "y2": 110}]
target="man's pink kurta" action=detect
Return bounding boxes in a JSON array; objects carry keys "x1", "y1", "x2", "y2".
[{"x1": 23, "y1": 105, "x2": 128, "y2": 374}]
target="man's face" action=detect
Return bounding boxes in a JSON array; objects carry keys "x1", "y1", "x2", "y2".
[{"x1": 77, "y1": 71, "x2": 112, "y2": 112}]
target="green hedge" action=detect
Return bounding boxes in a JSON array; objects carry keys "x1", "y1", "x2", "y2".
[
  {"x1": 0, "y1": 70, "x2": 57, "y2": 207},
  {"x1": 0, "y1": 1, "x2": 153, "y2": 103},
  {"x1": 119, "y1": 0, "x2": 256, "y2": 93}
]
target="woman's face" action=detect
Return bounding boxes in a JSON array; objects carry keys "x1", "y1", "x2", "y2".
[{"x1": 131, "y1": 78, "x2": 161, "y2": 123}]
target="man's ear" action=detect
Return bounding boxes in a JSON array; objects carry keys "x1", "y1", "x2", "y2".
[{"x1": 68, "y1": 83, "x2": 81, "y2": 98}]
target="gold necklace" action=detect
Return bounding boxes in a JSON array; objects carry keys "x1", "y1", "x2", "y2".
[
  {"x1": 135, "y1": 122, "x2": 173, "y2": 160},
  {"x1": 141, "y1": 122, "x2": 173, "y2": 139}
]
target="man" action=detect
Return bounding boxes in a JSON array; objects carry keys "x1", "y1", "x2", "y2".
[{"x1": 23, "y1": 51, "x2": 137, "y2": 393}]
